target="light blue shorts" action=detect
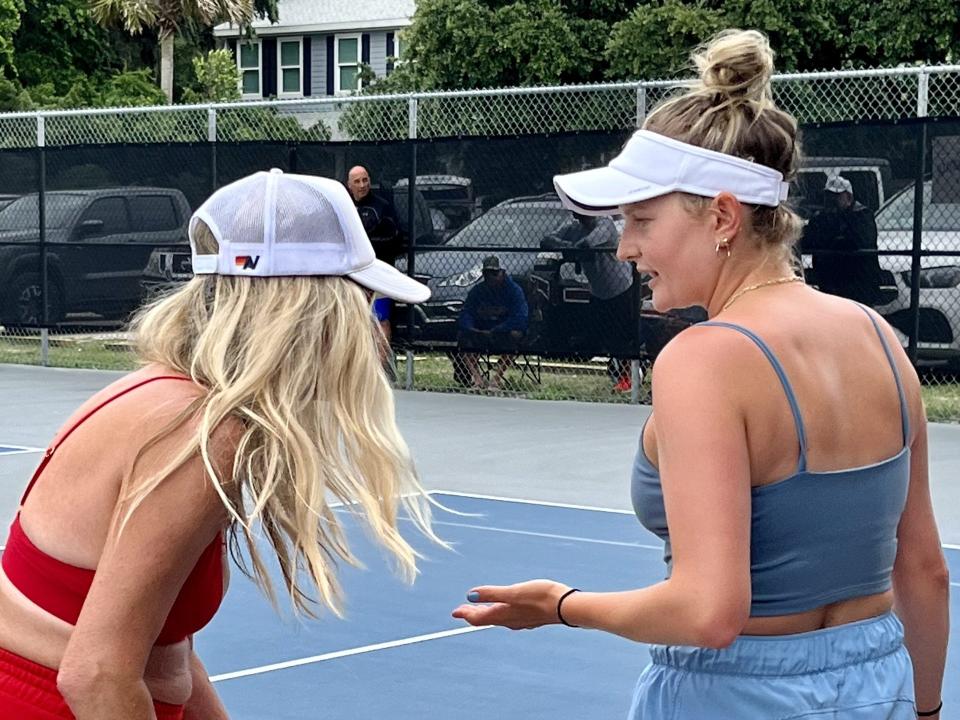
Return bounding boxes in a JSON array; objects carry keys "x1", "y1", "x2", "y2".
[{"x1": 629, "y1": 612, "x2": 915, "y2": 719}]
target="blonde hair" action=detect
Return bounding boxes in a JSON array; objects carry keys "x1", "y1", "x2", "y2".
[
  {"x1": 644, "y1": 29, "x2": 804, "y2": 262},
  {"x1": 126, "y1": 221, "x2": 440, "y2": 616}
]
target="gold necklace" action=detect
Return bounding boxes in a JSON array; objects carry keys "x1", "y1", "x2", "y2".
[{"x1": 721, "y1": 275, "x2": 803, "y2": 312}]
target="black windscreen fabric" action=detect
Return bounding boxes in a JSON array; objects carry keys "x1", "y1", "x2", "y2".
[
  {"x1": 5, "y1": 121, "x2": 950, "y2": 357},
  {"x1": 0, "y1": 149, "x2": 41, "y2": 325},
  {"x1": 17, "y1": 144, "x2": 208, "y2": 326},
  {"x1": 215, "y1": 142, "x2": 293, "y2": 188}
]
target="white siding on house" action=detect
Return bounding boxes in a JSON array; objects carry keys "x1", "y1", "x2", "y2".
[
  {"x1": 370, "y1": 32, "x2": 387, "y2": 77},
  {"x1": 312, "y1": 34, "x2": 327, "y2": 95}
]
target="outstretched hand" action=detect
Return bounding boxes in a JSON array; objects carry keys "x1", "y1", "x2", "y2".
[{"x1": 452, "y1": 579, "x2": 573, "y2": 630}]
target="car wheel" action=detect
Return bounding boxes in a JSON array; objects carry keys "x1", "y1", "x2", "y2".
[{"x1": 3, "y1": 272, "x2": 64, "y2": 327}]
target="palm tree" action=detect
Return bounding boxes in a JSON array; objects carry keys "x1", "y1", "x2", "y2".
[{"x1": 90, "y1": 0, "x2": 268, "y2": 103}]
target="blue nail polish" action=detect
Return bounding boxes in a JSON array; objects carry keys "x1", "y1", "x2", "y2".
[{"x1": 467, "y1": 591, "x2": 480, "y2": 602}]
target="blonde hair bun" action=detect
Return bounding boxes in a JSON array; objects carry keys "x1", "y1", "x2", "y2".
[{"x1": 693, "y1": 29, "x2": 774, "y2": 107}]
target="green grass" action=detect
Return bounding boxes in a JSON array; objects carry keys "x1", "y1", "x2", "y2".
[
  {"x1": 921, "y1": 384, "x2": 960, "y2": 423},
  {"x1": 4, "y1": 334, "x2": 960, "y2": 422},
  {"x1": 0, "y1": 335, "x2": 137, "y2": 371}
]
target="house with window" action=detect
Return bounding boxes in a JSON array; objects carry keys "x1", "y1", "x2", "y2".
[{"x1": 214, "y1": 0, "x2": 413, "y2": 99}]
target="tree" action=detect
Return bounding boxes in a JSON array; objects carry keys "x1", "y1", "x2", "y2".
[
  {"x1": 89, "y1": 0, "x2": 278, "y2": 103},
  {"x1": 181, "y1": 48, "x2": 241, "y2": 103},
  {"x1": 389, "y1": 0, "x2": 960, "y2": 92},
  {"x1": 0, "y1": 0, "x2": 23, "y2": 77},
  {"x1": 605, "y1": 0, "x2": 725, "y2": 80},
  {"x1": 14, "y1": 0, "x2": 139, "y2": 94}
]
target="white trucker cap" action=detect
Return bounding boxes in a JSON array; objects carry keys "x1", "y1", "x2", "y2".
[
  {"x1": 189, "y1": 169, "x2": 430, "y2": 304},
  {"x1": 554, "y1": 129, "x2": 790, "y2": 216}
]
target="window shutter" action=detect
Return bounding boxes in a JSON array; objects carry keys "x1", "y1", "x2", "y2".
[
  {"x1": 326, "y1": 36, "x2": 334, "y2": 95},
  {"x1": 303, "y1": 36, "x2": 312, "y2": 96},
  {"x1": 262, "y1": 37, "x2": 277, "y2": 97}
]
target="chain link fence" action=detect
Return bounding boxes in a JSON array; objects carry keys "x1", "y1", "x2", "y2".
[{"x1": 2, "y1": 65, "x2": 960, "y2": 417}]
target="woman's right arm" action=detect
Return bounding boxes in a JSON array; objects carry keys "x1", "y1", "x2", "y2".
[{"x1": 892, "y1": 412, "x2": 949, "y2": 719}]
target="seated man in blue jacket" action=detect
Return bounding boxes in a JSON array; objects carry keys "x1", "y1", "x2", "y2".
[{"x1": 457, "y1": 255, "x2": 529, "y2": 389}]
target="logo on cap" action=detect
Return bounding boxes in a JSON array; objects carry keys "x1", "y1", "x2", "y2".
[{"x1": 235, "y1": 255, "x2": 261, "y2": 270}]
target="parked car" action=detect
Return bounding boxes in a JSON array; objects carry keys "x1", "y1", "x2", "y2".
[
  {"x1": 868, "y1": 178, "x2": 960, "y2": 363},
  {"x1": 0, "y1": 187, "x2": 191, "y2": 326},
  {"x1": 394, "y1": 194, "x2": 699, "y2": 359},
  {"x1": 394, "y1": 194, "x2": 571, "y2": 342},
  {"x1": 393, "y1": 175, "x2": 481, "y2": 242}
]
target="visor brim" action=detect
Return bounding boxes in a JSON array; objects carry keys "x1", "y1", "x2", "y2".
[
  {"x1": 553, "y1": 166, "x2": 666, "y2": 216},
  {"x1": 348, "y1": 259, "x2": 431, "y2": 304}
]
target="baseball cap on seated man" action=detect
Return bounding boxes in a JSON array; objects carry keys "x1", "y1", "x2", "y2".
[
  {"x1": 824, "y1": 176, "x2": 854, "y2": 195},
  {"x1": 553, "y1": 129, "x2": 790, "y2": 216},
  {"x1": 189, "y1": 168, "x2": 430, "y2": 304},
  {"x1": 481, "y1": 255, "x2": 502, "y2": 272}
]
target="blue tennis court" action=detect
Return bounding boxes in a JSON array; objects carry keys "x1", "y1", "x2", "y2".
[
  {"x1": 1, "y1": 367, "x2": 957, "y2": 719},
  {"x1": 198, "y1": 492, "x2": 960, "y2": 719}
]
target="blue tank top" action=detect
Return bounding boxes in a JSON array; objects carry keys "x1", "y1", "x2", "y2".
[{"x1": 631, "y1": 306, "x2": 911, "y2": 616}]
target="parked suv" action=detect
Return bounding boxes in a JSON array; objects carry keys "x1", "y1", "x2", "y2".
[{"x1": 0, "y1": 187, "x2": 191, "y2": 326}]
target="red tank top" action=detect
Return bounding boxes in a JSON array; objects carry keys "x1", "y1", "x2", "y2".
[{"x1": 1, "y1": 375, "x2": 225, "y2": 646}]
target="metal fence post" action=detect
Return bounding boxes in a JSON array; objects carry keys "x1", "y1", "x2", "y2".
[
  {"x1": 37, "y1": 115, "x2": 49, "y2": 367},
  {"x1": 404, "y1": 97, "x2": 418, "y2": 391},
  {"x1": 907, "y1": 71, "x2": 930, "y2": 366},
  {"x1": 208, "y1": 107, "x2": 218, "y2": 192},
  {"x1": 917, "y1": 67, "x2": 930, "y2": 118},
  {"x1": 635, "y1": 85, "x2": 647, "y2": 128}
]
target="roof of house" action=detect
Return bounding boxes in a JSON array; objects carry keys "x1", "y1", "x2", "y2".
[{"x1": 214, "y1": 0, "x2": 415, "y2": 36}]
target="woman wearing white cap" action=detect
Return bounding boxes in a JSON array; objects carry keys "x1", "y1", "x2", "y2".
[
  {"x1": 454, "y1": 30, "x2": 948, "y2": 719},
  {"x1": 0, "y1": 170, "x2": 440, "y2": 719}
]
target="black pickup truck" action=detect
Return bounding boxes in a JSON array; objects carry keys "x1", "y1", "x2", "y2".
[{"x1": 0, "y1": 187, "x2": 191, "y2": 326}]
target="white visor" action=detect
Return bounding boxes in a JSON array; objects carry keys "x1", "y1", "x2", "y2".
[{"x1": 554, "y1": 129, "x2": 790, "y2": 216}]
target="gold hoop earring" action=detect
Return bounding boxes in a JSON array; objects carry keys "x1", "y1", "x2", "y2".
[{"x1": 715, "y1": 238, "x2": 731, "y2": 258}]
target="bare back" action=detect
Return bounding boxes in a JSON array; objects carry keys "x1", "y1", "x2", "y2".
[
  {"x1": 0, "y1": 366, "x2": 227, "y2": 704},
  {"x1": 643, "y1": 289, "x2": 920, "y2": 635}
]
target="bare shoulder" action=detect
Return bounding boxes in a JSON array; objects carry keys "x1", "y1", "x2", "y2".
[{"x1": 653, "y1": 322, "x2": 763, "y2": 389}]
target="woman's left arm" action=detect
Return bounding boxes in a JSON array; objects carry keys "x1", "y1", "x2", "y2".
[{"x1": 454, "y1": 330, "x2": 753, "y2": 648}]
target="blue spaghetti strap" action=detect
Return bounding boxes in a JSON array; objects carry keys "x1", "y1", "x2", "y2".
[
  {"x1": 698, "y1": 321, "x2": 808, "y2": 473},
  {"x1": 853, "y1": 304, "x2": 910, "y2": 446}
]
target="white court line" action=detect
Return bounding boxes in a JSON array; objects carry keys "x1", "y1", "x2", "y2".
[
  {"x1": 429, "y1": 518, "x2": 662, "y2": 551},
  {"x1": 433, "y1": 490, "x2": 960, "y2": 554},
  {"x1": 209, "y1": 625, "x2": 493, "y2": 683},
  {"x1": 430, "y1": 490, "x2": 633, "y2": 515},
  {"x1": 0, "y1": 445, "x2": 43, "y2": 456}
]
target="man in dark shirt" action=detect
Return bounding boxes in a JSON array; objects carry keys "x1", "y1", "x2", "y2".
[
  {"x1": 347, "y1": 165, "x2": 403, "y2": 352},
  {"x1": 457, "y1": 255, "x2": 529, "y2": 389},
  {"x1": 803, "y1": 175, "x2": 882, "y2": 305}
]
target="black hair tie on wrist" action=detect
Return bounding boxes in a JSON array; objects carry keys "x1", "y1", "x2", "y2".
[
  {"x1": 557, "y1": 588, "x2": 580, "y2": 627},
  {"x1": 917, "y1": 700, "x2": 942, "y2": 717}
]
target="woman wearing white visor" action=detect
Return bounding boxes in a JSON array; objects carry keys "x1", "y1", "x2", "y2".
[{"x1": 454, "y1": 29, "x2": 948, "y2": 719}]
